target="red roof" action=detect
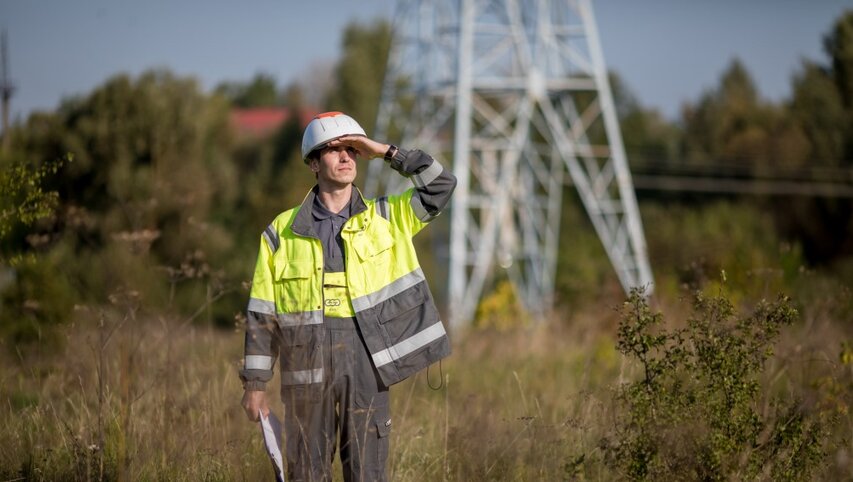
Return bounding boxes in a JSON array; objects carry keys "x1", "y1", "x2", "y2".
[
  {"x1": 229, "y1": 106, "x2": 325, "y2": 139},
  {"x1": 230, "y1": 108, "x2": 289, "y2": 138}
]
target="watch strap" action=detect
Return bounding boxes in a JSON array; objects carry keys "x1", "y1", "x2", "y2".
[{"x1": 384, "y1": 144, "x2": 398, "y2": 162}]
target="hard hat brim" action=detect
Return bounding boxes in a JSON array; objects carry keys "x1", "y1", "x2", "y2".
[{"x1": 303, "y1": 134, "x2": 368, "y2": 163}]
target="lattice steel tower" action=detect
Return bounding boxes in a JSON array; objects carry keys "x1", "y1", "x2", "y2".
[{"x1": 365, "y1": 0, "x2": 653, "y2": 329}]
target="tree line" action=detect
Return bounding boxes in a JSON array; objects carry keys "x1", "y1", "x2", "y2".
[{"x1": 0, "y1": 13, "x2": 851, "y2": 343}]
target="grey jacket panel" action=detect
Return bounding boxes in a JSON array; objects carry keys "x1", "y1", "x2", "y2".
[
  {"x1": 239, "y1": 309, "x2": 280, "y2": 391},
  {"x1": 277, "y1": 323, "x2": 326, "y2": 388},
  {"x1": 355, "y1": 279, "x2": 451, "y2": 386}
]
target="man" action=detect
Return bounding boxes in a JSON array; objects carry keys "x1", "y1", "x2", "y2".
[{"x1": 239, "y1": 111, "x2": 456, "y2": 481}]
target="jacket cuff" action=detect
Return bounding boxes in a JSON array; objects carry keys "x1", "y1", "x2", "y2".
[
  {"x1": 242, "y1": 380, "x2": 267, "y2": 391},
  {"x1": 388, "y1": 147, "x2": 409, "y2": 172}
]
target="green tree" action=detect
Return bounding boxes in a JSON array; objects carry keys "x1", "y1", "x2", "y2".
[
  {"x1": 790, "y1": 62, "x2": 846, "y2": 166},
  {"x1": 681, "y1": 58, "x2": 789, "y2": 173},
  {"x1": 4, "y1": 70, "x2": 239, "y2": 332},
  {"x1": 215, "y1": 72, "x2": 281, "y2": 108},
  {"x1": 15, "y1": 70, "x2": 234, "y2": 259},
  {"x1": 781, "y1": 11, "x2": 853, "y2": 263},
  {"x1": 825, "y1": 10, "x2": 853, "y2": 111},
  {"x1": 822, "y1": 10, "x2": 853, "y2": 163},
  {"x1": 324, "y1": 20, "x2": 392, "y2": 134}
]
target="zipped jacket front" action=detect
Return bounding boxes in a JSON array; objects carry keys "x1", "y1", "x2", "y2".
[{"x1": 240, "y1": 149, "x2": 456, "y2": 392}]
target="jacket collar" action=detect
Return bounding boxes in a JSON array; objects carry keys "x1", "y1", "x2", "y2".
[{"x1": 291, "y1": 184, "x2": 368, "y2": 238}]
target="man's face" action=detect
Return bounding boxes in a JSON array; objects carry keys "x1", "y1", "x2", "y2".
[{"x1": 310, "y1": 144, "x2": 359, "y2": 187}]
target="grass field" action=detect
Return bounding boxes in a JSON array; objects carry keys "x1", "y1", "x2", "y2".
[{"x1": 1, "y1": 286, "x2": 851, "y2": 481}]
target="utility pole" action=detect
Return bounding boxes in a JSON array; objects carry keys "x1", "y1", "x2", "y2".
[
  {"x1": 1, "y1": 30, "x2": 15, "y2": 153},
  {"x1": 366, "y1": 0, "x2": 653, "y2": 330}
]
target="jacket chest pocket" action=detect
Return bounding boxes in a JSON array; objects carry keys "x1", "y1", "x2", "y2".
[
  {"x1": 274, "y1": 258, "x2": 315, "y2": 310},
  {"x1": 351, "y1": 225, "x2": 394, "y2": 268}
]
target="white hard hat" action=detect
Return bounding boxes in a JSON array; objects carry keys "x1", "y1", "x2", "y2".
[{"x1": 301, "y1": 111, "x2": 366, "y2": 162}]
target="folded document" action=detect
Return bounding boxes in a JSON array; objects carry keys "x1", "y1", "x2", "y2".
[{"x1": 259, "y1": 410, "x2": 285, "y2": 482}]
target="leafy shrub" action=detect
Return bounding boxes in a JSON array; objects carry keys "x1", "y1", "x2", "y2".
[
  {"x1": 601, "y1": 287, "x2": 829, "y2": 480},
  {"x1": 0, "y1": 253, "x2": 75, "y2": 346},
  {"x1": 0, "y1": 154, "x2": 69, "y2": 248},
  {"x1": 642, "y1": 202, "x2": 804, "y2": 300},
  {"x1": 474, "y1": 279, "x2": 528, "y2": 330}
]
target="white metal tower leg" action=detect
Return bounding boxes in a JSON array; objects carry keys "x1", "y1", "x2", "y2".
[
  {"x1": 449, "y1": 0, "x2": 475, "y2": 328},
  {"x1": 367, "y1": 0, "x2": 654, "y2": 330}
]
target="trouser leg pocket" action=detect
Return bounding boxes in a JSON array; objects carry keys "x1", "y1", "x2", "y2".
[{"x1": 341, "y1": 405, "x2": 390, "y2": 482}]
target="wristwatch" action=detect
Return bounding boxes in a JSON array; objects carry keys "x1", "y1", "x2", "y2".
[{"x1": 384, "y1": 144, "x2": 398, "y2": 162}]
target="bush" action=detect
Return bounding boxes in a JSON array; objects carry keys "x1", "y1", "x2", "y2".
[
  {"x1": 0, "y1": 253, "x2": 75, "y2": 346},
  {"x1": 601, "y1": 287, "x2": 830, "y2": 480},
  {"x1": 474, "y1": 279, "x2": 527, "y2": 330},
  {"x1": 641, "y1": 201, "x2": 804, "y2": 300}
]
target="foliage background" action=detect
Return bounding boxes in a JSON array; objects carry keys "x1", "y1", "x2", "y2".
[{"x1": 1, "y1": 11, "x2": 852, "y2": 481}]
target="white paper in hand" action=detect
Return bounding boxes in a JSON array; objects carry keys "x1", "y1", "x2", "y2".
[{"x1": 259, "y1": 410, "x2": 285, "y2": 482}]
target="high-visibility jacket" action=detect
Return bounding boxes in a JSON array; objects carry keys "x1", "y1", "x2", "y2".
[{"x1": 240, "y1": 149, "x2": 457, "y2": 391}]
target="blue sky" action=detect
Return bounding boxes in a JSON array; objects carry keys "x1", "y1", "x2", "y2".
[{"x1": 2, "y1": 0, "x2": 852, "y2": 122}]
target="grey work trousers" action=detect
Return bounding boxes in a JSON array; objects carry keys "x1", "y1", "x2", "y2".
[{"x1": 281, "y1": 316, "x2": 391, "y2": 482}]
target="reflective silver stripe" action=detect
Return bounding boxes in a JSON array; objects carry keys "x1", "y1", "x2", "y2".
[
  {"x1": 409, "y1": 195, "x2": 436, "y2": 222},
  {"x1": 372, "y1": 321, "x2": 447, "y2": 368},
  {"x1": 251, "y1": 302, "x2": 323, "y2": 326},
  {"x1": 244, "y1": 355, "x2": 273, "y2": 370},
  {"x1": 351, "y1": 268, "x2": 426, "y2": 313},
  {"x1": 248, "y1": 297, "x2": 276, "y2": 315},
  {"x1": 263, "y1": 225, "x2": 280, "y2": 253},
  {"x1": 282, "y1": 368, "x2": 324, "y2": 385},
  {"x1": 278, "y1": 309, "x2": 324, "y2": 326},
  {"x1": 377, "y1": 196, "x2": 389, "y2": 220},
  {"x1": 412, "y1": 160, "x2": 444, "y2": 188}
]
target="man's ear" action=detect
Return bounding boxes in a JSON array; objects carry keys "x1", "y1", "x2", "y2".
[{"x1": 309, "y1": 159, "x2": 320, "y2": 173}]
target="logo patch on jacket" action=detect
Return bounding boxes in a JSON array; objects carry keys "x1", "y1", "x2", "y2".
[{"x1": 325, "y1": 299, "x2": 342, "y2": 307}]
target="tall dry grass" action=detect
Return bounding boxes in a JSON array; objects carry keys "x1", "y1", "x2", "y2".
[
  {"x1": 0, "y1": 298, "x2": 271, "y2": 481},
  {"x1": 0, "y1": 285, "x2": 850, "y2": 480}
]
